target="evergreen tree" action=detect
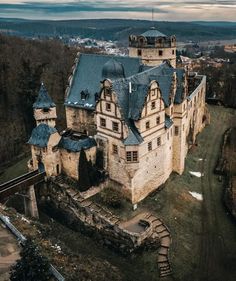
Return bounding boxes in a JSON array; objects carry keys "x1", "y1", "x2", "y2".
[
  {"x1": 78, "y1": 148, "x2": 91, "y2": 192},
  {"x1": 10, "y1": 238, "x2": 52, "y2": 281}
]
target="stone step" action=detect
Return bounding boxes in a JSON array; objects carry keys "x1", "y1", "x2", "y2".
[
  {"x1": 158, "y1": 230, "x2": 170, "y2": 238},
  {"x1": 155, "y1": 225, "x2": 166, "y2": 233},
  {"x1": 158, "y1": 247, "x2": 168, "y2": 256},
  {"x1": 160, "y1": 270, "x2": 172, "y2": 277},
  {"x1": 158, "y1": 255, "x2": 168, "y2": 263},
  {"x1": 152, "y1": 220, "x2": 163, "y2": 228},
  {"x1": 160, "y1": 236, "x2": 171, "y2": 247},
  {"x1": 159, "y1": 265, "x2": 170, "y2": 271},
  {"x1": 158, "y1": 261, "x2": 169, "y2": 268}
]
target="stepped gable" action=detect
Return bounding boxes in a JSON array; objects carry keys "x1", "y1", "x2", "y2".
[
  {"x1": 28, "y1": 123, "x2": 57, "y2": 148},
  {"x1": 33, "y1": 83, "x2": 56, "y2": 109}
]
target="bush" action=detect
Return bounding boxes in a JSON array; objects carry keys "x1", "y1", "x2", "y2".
[
  {"x1": 10, "y1": 238, "x2": 52, "y2": 281},
  {"x1": 100, "y1": 187, "x2": 123, "y2": 208}
]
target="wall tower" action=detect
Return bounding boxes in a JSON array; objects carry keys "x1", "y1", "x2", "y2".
[
  {"x1": 33, "y1": 83, "x2": 57, "y2": 127},
  {"x1": 129, "y1": 27, "x2": 177, "y2": 68}
]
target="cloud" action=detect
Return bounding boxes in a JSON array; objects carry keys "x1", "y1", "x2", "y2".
[{"x1": 0, "y1": 0, "x2": 235, "y2": 21}]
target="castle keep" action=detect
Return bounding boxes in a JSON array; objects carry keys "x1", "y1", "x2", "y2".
[{"x1": 28, "y1": 28, "x2": 209, "y2": 204}]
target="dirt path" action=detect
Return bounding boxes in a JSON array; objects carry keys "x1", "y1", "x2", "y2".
[
  {"x1": 196, "y1": 106, "x2": 236, "y2": 281},
  {"x1": 0, "y1": 225, "x2": 20, "y2": 281}
]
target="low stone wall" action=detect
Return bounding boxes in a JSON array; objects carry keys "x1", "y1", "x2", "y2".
[{"x1": 37, "y1": 180, "x2": 160, "y2": 255}]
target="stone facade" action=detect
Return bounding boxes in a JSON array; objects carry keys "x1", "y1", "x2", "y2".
[{"x1": 29, "y1": 29, "x2": 209, "y2": 205}]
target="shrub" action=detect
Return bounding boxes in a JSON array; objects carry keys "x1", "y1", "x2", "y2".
[{"x1": 100, "y1": 187, "x2": 123, "y2": 208}]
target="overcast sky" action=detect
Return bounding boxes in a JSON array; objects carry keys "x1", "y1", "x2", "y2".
[{"x1": 0, "y1": 0, "x2": 235, "y2": 21}]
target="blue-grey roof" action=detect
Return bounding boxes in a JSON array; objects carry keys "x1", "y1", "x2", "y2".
[
  {"x1": 28, "y1": 123, "x2": 57, "y2": 148},
  {"x1": 175, "y1": 69, "x2": 186, "y2": 104},
  {"x1": 58, "y1": 136, "x2": 96, "y2": 152},
  {"x1": 165, "y1": 115, "x2": 173, "y2": 129},
  {"x1": 123, "y1": 120, "x2": 143, "y2": 146},
  {"x1": 141, "y1": 28, "x2": 166, "y2": 38},
  {"x1": 65, "y1": 53, "x2": 142, "y2": 110},
  {"x1": 33, "y1": 84, "x2": 56, "y2": 109}
]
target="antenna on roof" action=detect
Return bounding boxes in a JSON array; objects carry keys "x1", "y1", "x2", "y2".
[{"x1": 151, "y1": 8, "x2": 155, "y2": 28}]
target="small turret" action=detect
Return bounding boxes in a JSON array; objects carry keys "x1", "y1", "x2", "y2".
[{"x1": 33, "y1": 83, "x2": 57, "y2": 127}]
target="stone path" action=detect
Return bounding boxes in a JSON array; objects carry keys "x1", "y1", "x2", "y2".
[
  {"x1": 145, "y1": 213, "x2": 172, "y2": 278},
  {"x1": 0, "y1": 224, "x2": 20, "y2": 281}
]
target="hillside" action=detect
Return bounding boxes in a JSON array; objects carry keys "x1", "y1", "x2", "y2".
[
  {"x1": 1, "y1": 19, "x2": 236, "y2": 43},
  {"x1": 0, "y1": 35, "x2": 76, "y2": 169}
]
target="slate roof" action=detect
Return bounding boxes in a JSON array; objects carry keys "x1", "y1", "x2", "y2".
[
  {"x1": 58, "y1": 136, "x2": 97, "y2": 152},
  {"x1": 28, "y1": 123, "x2": 57, "y2": 148},
  {"x1": 175, "y1": 69, "x2": 186, "y2": 104},
  {"x1": 141, "y1": 28, "x2": 166, "y2": 38},
  {"x1": 33, "y1": 83, "x2": 56, "y2": 109},
  {"x1": 165, "y1": 115, "x2": 173, "y2": 129},
  {"x1": 65, "y1": 53, "x2": 142, "y2": 110}
]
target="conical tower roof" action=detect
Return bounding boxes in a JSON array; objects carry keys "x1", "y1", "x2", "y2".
[{"x1": 33, "y1": 83, "x2": 56, "y2": 109}]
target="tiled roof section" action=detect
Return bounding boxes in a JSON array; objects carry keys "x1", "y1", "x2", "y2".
[
  {"x1": 65, "y1": 53, "x2": 142, "y2": 109},
  {"x1": 28, "y1": 123, "x2": 57, "y2": 148},
  {"x1": 165, "y1": 115, "x2": 173, "y2": 129},
  {"x1": 112, "y1": 62, "x2": 176, "y2": 123},
  {"x1": 141, "y1": 28, "x2": 166, "y2": 38},
  {"x1": 33, "y1": 83, "x2": 56, "y2": 109},
  {"x1": 175, "y1": 69, "x2": 186, "y2": 104},
  {"x1": 58, "y1": 136, "x2": 97, "y2": 152},
  {"x1": 123, "y1": 120, "x2": 143, "y2": 145}
]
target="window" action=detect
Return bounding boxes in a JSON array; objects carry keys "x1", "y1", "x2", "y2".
[
  {"x1": 172, "y1": 49, "x2": 175, "y2": 55},
  {"x1": 112, "y1": 121, "x2": 119, "y2": 132},
  {"x1": 126, "y1": 151, "x2": 138, "y2": 162},
  {"x1": 151, "y1": 101, "x2": 156, "y2": 110},
  {"x1": 174, "y1": 126, "x2": 179, "y2": 136},
  {"x1": 156, "y1": 116, "x2": 160, "y2": 125},
  {"x1": 138, "y1": 49, "x2": 142, "y2": 56},
  {"x1": 167, "y1": 132, "x2": 169, "y2": 140},
  {"x1": 106, "y1": 103, "x2": 111, "y2": 111},
  {"x1": 183, "y1": 124, "x2": 185, "y2": 131},
  {"x1": 159, "y1": 50, "x2": 163, "y2": 56},
  {"x1": 157, "y1": 137, "x2": 161, "y2": 147},
  {"x1": 148, "y1": 142, "x2": 152, "y2": 151},
  {"x1": 112, "y1": 144, "x2": 118, "y2": 154},
  {"x1": 100, "y1": 117, "x2": 106, "y2": 127},
  {"x1": 146, "y1": 121, "x2": 150, "y2": 129},
  {"x1": 43, "y1": 108, "x2": 49, "y2": 113}
]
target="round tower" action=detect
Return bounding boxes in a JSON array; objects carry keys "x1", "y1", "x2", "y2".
[
  {"x1": 129, "y1": 27, "x2": 176, "y2": 68},
  {"x1": 33, "y1": 83, "x2": 57, "y2": 127}
]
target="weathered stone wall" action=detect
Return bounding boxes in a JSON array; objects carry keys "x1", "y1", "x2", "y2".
[
  {"x1": 129, "y1": 47, "x2": 176, "y2": 68},
  {"x1": 34, "y1": 108, "x2": 57, "y2": 127},
  {"x1": 65, "y1": 106, "x2": 96, "y2": 136},
  {"x1": 37, "y1": 181, "x2": 159, "y2": 254}
]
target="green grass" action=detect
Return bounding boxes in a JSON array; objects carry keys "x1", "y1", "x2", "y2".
[{"x1": 0, "y1": 157, "x2": 29, "y2": 184}]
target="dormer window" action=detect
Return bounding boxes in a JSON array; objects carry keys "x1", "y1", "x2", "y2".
[{"x1": 81, "y1": 90, "x2": 89, "y2": 101}]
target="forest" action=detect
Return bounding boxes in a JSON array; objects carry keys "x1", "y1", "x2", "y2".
[{"x1": 0, "y1": 34, "x2": 76, "y2": 169}]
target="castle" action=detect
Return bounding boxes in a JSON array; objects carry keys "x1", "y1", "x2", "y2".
[{"x1": 28, "y1": 28, "x2": 208, "y2": 204}]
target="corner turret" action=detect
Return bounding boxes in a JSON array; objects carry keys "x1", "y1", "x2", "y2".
[{"x1": 33, "y1": 83, "x2": 57, "y2": 127}]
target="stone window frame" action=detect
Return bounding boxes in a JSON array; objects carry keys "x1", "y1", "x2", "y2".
[
  {"x1": 100, "y1": 117, "x2": 106, "y2": 128},
  {"x1": 106, "y1": 103, "x2": 111, "y2": 112},
  {"x1": 146, "y1": 121, "x2": 150, "y2": 130},
  {"x1": 112, "y1": 121, "x2": 119, "y2": 132},
  {"x1": 112, "y1": 144, "x2": 118, "y2": 154},
  {"x1": 148, "y1": 141, "x2": 152, "y2": 151},
  {"x1": 159, "y1": 50, "x2": 163, "y2": 56},
  {"x1": 151, "y1": 101, "x2": 156, "y2": 110},
  {"x1": 126, "y1": 151, "x2": 138, "y2": 162},
  {"x1": 156, "y1": 116, "x2": 160, "y2": 125},
  {"x1": 174, "y1": 126, "x2": 179, "y2": 136},
  {"x1": 137, "y1": 49, "x2": 142, "y2": 56},
  {"x1": 157, "y1": 137, "x2": 161, "y2": 147}
]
